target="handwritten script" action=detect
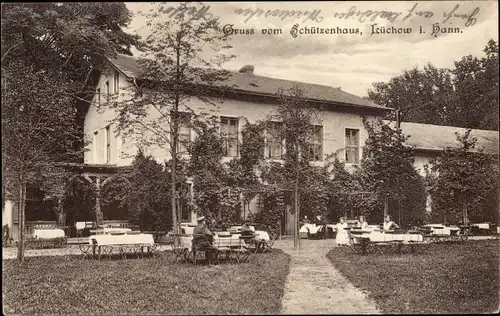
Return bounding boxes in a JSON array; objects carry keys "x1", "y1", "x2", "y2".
[
  {"x1": 158, "y1": 2, "x2": 481, "y2": 28},
  {"x1": 232, "y1": 3, "x2": 480, "y2": 27}
]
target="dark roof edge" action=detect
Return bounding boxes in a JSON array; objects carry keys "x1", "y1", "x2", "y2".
[
  {"x1": 412, "y1": 146, "x2": 499, "y2": 156},
  {"x1": 106, "y1": 57, "x2": 391, "y2": 111},
  {"x1": 227, "y1": 88, "x2": 393, "y2": 112}
]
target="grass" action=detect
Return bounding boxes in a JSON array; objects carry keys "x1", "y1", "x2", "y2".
[
  {"x1": 2, "y1": 251, "x2": 290, "y2": 315},
  {"x1": 326, "y1": 240, "x2": 499, "y2": 314}
]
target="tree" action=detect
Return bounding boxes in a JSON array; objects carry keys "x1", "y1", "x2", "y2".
[
  {"x1": 367, "y1": 63, "x2": 454, "y2": 125},
  {"x1": 449, "y1": 40, "x2": 499, "y2": 130},
  {"x1": 425, "y1": 130, "x2": 499, "y2": 224},
  {"x1": 1, "y1": 3, "x2": 138, "y2": 261},
  {"x1": 325, "y1": 157, "x2": 364, "y2": 221},
  {"x1": 2, "y1": 63, "x2": 86, "y2": 262},
  {"x1": 104, "y1": 2, "x2": 234, "y2": 234},
  {"x1": 100, "y1": 175, "x2": 130, "y2": 221},
  {"x1": 188, "y1": 120, "x2": 241, "y2": 227},
  {"x1": 367, "y1": 40, "x2": 499, "y2": 131},
  {"x1": 260, "y1": 85, "x2": 324, "y2": 249},
  {"x1": 126, "y1": 150, "x2": 173, "y2": 231},
  {"x1": 357, "y1": 119, "x2": 427, "y2": 226}
]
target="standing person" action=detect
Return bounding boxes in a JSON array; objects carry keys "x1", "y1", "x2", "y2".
[
  {"x1": 383, "y1": 215, "x2": 399, "y2": 231},
  {"x1": 335, "y1": 217, "x2": 350, "y2": 246},
  {"x1": 358, "y1": 215, "x2": 369, "y2": 230}
]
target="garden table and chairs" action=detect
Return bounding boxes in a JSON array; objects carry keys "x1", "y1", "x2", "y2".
[
  {"x1": 202, "y1": 233, "x2": 253, "y2": 264},
  {"x1": 420, "y1": 224, "x2": 465, "y2": 243},
  {"x1": 27, "y1": 228, "x2": 67, "y2": 249},
  {"x1": 348, "y1": 229, "x2": 425, "y2": 255},
  {"x1": 79, "y1": 233, "x2": 156, "y2": 260}
]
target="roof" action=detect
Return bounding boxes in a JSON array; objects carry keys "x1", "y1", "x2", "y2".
[
  {"x1": 384, "y1": 121, "x2": 499, "y2": 155},
  {"x1": 108, "y1": 54, "x2": 388, "y2": 111}
]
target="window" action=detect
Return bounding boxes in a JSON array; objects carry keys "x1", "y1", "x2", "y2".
[
  {"x1": 105, "y1": 81, "x2": 110, "y2": 102},
  {"x1": 221, "y1": 117, "x2": 239, "y2": 157},
  {"x1": 93, "y1": 131, "x2": 98, "y2": 163},
  {"x1": 96, "y1": 88, "x2": 101, "y2": 105},
  {"x1": 265, "y1": 122, "x2": 283, "y2": 159},
  {"x1": 308, "y1": 126, "x2": 323, "y2": 161},
  {"x1": 178, "y1": 183, "x2": 192, "y2": 222},
  {"x1": 105, "y1": 126, "x2": 111, "y2": 163},
  {"x1": 113, "y1": 71, "x2": 119, "y2": 94},
  {"x1": 174, "y1": 112, "x2": 191, "y2": 153},
  {"x1": 345, "y1": 128, "x2": 359, "y2": 164}
]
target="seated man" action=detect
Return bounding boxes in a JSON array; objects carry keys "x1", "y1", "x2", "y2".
[{"x1": 193, "y1": 216, "x2": 217, "y2": 263}]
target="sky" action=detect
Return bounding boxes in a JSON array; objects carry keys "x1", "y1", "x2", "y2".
[{"x1": 125, "y1": 1, "x2": 498, "y2": 97}]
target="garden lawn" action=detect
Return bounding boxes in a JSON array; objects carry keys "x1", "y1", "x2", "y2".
[
  {"x1": 327, "y1": 240, "x2": 499, "y2": 314},
  {"x1": 2, "y1": 251, "x2": 290, "y2": 315}
]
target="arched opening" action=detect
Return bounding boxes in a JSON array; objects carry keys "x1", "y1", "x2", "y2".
[
  {"x1": 63, "y1": 175, "x2": 96, "y2": 237},
  {"x1": 101, "y1": 175, "x2": 130, "y2": 221},
  {"x1": 25, "y1": 185, "x2": 58, "y2": 222}
]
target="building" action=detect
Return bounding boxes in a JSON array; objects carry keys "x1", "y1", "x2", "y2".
[
  {"x1": 82, "y1": 54, "x2": 392, "y2": 233},
  {"x1": 3, "y1": 54, "x2": 498, "y2": 239}
]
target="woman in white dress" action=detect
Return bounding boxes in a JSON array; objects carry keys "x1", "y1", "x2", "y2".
[{"x1": 335, "y1": 217, "x2": 350, "y2": 246}]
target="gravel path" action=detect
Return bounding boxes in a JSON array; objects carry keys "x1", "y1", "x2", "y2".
[
  {"x1": 2, "y1": 244, "x2": 172, "y2": 260},
  {"x1": 2, "y1": 245, "x2": 83, "y2": 259},
  {"x1": 277, "y1": 239, "x2": 381, "y2": 315}
]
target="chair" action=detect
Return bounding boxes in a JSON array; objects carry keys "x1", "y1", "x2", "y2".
[
  {"x1": 261, "y1": 231, "x2": 278, "y2": 253},
  {"x1": 170, "y1": 234, "x2": 191, "y2": 264},
  {"x1": 75, "y1": 222, "x2": 85, "y2": 238},
  {"x1": 233, "y1": 237, "x2": 252, "y2": 263},
  {"x1": 214, "y1": 236, "x2": 233, "y2": 263}
]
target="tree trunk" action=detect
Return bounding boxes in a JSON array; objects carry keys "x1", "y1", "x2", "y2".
[
  {"x1": 17, "y1": 182, "x2": 26, "y2": 262},
  {"x1": 383, "y1": 192, "x2": 388, "y2": 219},
  {"x1": 294, "y1": 175, "x2": 300, "y2": 250}
]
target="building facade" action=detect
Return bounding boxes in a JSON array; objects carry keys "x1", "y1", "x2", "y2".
[
  {"x1": 82, "y1": 55, "x2": 391, "y2": 232},
  {"x1": 4, "y1": 54, "x2": 498, "y2": 239}
]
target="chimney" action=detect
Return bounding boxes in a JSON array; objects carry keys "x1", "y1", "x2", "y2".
[{"x1": 239, "y1": 65, "x2": 254, "y2": 74}]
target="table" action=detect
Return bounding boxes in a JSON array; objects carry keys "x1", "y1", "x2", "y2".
[
  {"x1": 83, "y1": 233, "x2": 155, "y2": 260},
  {"x1": 349, "y1": 230, "x2": 425, "y2": 255},
  {"x1": 29, "y1": 229, "x2": 67, "y2": 249},
  {"x1": 33, "y1": 229, "x2": 65, "y2": 239}
]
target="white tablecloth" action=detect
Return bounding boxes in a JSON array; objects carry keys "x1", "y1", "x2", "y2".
[
  {"x1": 33, "y1": 229, "x2": 65, "y2": 239},
  {"x1": 75, "y1": 222, "x2": 86, "y2": 230},
  {"x1": 89, "y1": 233, "x2": 154, "y2": 246},
  {"x1": 90, "y1": 228, "x2": 132, "y2": 235},
  {"x1": 359, "y1": 231, "x2": 424, "y2": 243},
  {"x1": 300, "y1": 224, "x2": 320, "y2": 234},
  {"x1": 254, "y1": 231, "x2": 270, "y2": 241},
  {"x1": 229, "y1": 226, "x2": 256, "y2": 232},
  {"x1": 214, "y1": 235, "x2": 246, "y2": 248},
  {"x1": 473, "y1": 223, "x2": 490, "y2": 230}
]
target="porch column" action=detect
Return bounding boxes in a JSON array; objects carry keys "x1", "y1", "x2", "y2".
[{"x1": 95, "y1": 177, "x2": 104, "y2": 226}]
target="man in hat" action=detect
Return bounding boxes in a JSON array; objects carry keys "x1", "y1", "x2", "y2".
[{"x1": 193, "y1": 216, "x2": 217, "y2": 263}]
